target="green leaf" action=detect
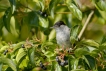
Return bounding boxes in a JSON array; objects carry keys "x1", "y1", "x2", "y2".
[
  {"x1": 9, "y1": 0, "x2": 16, "y2": 14},
  {"x1": 48, "y1": 29, "x2": 56, "y2": 41},
  {"x1": 39, "y1": 0, "x2": 45, "y2": 11},
  {"x1": 44, "y1": 51, "x2": 55, "y2": 58},
  {"x1": 51, "y1": 61, "x2": 57, "y2": 71},
  {"x1": 71, "y1": 59, "x2": 79, "y2": 70},
  {"x1": 0, "y1": 0, "x2": 10, "y2": 12},
  {"x1": 99, "y1": 42, "x2": 106, "y2": 50},
  {"x1": 0, "y1": 18, "x2": 3, "y2": 32},
  {"x1": 55, "y1": 63, "x2": 62, "y2": 71},
  {"x1": 83, "y1": 55, "x2": 96, "y2": 70},
  {"x1": 0, "y1": 63, "x2": 3, "y2": 71},
  {"x1": 39, "y1": 16, "x2": 49, "y2": 28},
  {"x1": 28, "y1": 12, "x2": 39, "y2": 27},
  {"x1": 66, "y1": 2, "x2": 82, "y2": 20},
  {"x1": 13, "y1": 41, "x2": 25, "y2": 54},
  {"x1": 94, "y1": 0, "x2": 106, "y2": 11},
  {"x1": 74, "y1": 48, "x2": 89, "y2": 57},
  {"x1": 6, "y1": 67, "x2": 13, "y2": 71},
  {"x1": 71, "y1": 69, "x2": 87, "y2": 71},
  {"x1": 49, "y1": 0, "x2": 60, "y2": 18},
  {"x1": 28, "y1": 48, "x2": 35, "y2": 65},
  {"x1": 3, "y1": 7, "x2": 12, "y2": 32},
  {"x1": 101, "y1": 35, "x2": 106, "y2": 44},
  {"x1": 81, "y1": 39, "x2": 99, "y2": 48},
  {"x1": 0, "y1": 57, "x2": 17, "y2": 71},
  {"x1": 0, "y1": 45, "x2": 9, "y2": 53},
  {"x1": 70, "y1": 25, "x2": 80, "y2": 44},
  {"x1": 19, "y1": 58, "x2": 28, "y2": 68},
  {"x1": 16, "y1": 48, "x2": 26, "y2": 63}
]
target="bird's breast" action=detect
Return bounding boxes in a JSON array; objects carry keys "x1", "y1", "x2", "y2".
[{"x1": 56, "y1": 31, "x2": 70, "y2": 47}]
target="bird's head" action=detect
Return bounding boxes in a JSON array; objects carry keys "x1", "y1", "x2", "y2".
[{"x1": 51, "y1": 21, "x2": 65, "y2": 29}]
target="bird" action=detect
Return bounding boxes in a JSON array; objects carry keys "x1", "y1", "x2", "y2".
[{"x1": 51, "y1": 21, "x2": 71, "y2": 48}]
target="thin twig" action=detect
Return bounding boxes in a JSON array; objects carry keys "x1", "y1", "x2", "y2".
[{"x1": 78, "y1": 10, "x2": 94, "y2": 40}]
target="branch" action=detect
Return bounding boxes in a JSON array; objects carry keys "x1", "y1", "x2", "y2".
[{"x1": 78, "y1": 10, "x2": 94, "y2": 40}]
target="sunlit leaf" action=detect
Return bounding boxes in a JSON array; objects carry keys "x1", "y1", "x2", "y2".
[
  {"x1": 49, "y1": 0, "x2": 60, "y2": 18},
  {"x1": 28, "y1": 47, "x2": 35, "y2": 65},
  {"x1": 48, "y1": 29, "x2": 56, "y2": 41},
  {"x1": 0, "y1": 46, "x2": 9, "y2": 53},
  {"x1": 55, "y1": 63, "x2": 62, "y2": 71},
  {"x1": 66, "y1": 2, "x2": 82, "y2": 20},
  {"x1": 70, "y1": 25, "x2": 80, "y2": 44},
  {"x1": 71, "y1": 69, "x2": 87, "y2": 71},
  {"x1": 81, "y1": 39, "x2": 99, "y2": 48},
  {"x1": 19, "y1": 58, "x2": 28, "y2": 68},
  {"x1": 71, "y1": 59, "x2": 79, "y2": 70},
  {"x1": 74, "y1": 48, "x2": 89, "y2": 57},
  {"x1": 13, "y1": 41, "x2": 25, "y2": 54},
  {"x1": 16, "y1": 48, "x2": 26, "y2": 63},
  {"x1": 9, "y1": 0, "x2": 16, "y2": 14},
  {"x1": 39, "y1": 16, "x2": 49, "y2": 28},
  {"x1": 39, "y1": 0, "x2": 45, "y2": 11},
  {"x1": 44, "y1": 51, "x2": 55, "y2": 58},
  {"x1": 0, "y1": 57, "x2": 17, "y2": 71},
  {"x1": 94, "y1": 0, "x2": 106, "y2": 11}
]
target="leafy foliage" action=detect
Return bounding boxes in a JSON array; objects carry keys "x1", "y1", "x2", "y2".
[{"x1": 0, "y1": 0, "x2": 106, "y2": 71}]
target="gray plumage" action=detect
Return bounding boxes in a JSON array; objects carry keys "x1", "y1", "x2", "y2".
[{"x1": 52, "y1": 21, "x2": 71, "y2": 48}]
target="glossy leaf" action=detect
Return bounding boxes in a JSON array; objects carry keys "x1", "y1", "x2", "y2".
[
  {"x1": 39, "y1": 16, "x2": 49, "y2": 28},
  {"x1": 16, "y1": 48, "x2": 26, "y2": 63},
  {"x1": 13, "y1": 41, "x2": 25, "y2": 54},
  {"x1": 83, "y1": 55, "x2": 96, "y2": 70},
  {"x1": 55, "y1": 63, "x2": 62, "y2": 71},
  {"x1": 0, "y1": 57, "x2": 17, "y2": 71},
  {"x1": 81, "y1": 39, "x2": 99, "y2": 48},
  {"x1": 39, "y1": 0, "x2": 45, "y2": 11},
  {"x1": 66, "y1": 2, "x2": 82, "y2": 20},
  {"x1": 9, "y1": 0, "x2": 16, "y2": 14},
  {"x1": 3, "y1": 7, "x2": 12, "y2": 32},
  {"x1": 71, "y1": 59, "x2": 79, "y2": 70},
  {"x1": 48, "y1": 29, "x2": 56, "y2": 41},
  {"x1": 74, "y1": 48, "x2": 89, "y2": 57},
  {"x1": 49, "y1": 0, "x2": 60, "y2": 18},
  {"x1": 70, "y1": 25, "x2": 80, "y2": 44},
  {"x1": 94, "y1": 0, "x2": 106, "y2": 11},
  {"x1": 28, "y1": 47, "x2": 35, "y2": 65}
]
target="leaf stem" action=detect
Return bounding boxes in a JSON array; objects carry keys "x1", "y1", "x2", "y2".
[{"x1": 78, "y1": 10, "x2": 94, "y2": 40}]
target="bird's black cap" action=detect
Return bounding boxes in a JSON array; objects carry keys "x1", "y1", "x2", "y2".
[{"x1": 54, "y1": 21, "x2": 65, "y2": 27}]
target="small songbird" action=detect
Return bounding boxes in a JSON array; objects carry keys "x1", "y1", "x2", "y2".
[{"x1": 51, "y1": 21, "x2": 71, "y2": 48}]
